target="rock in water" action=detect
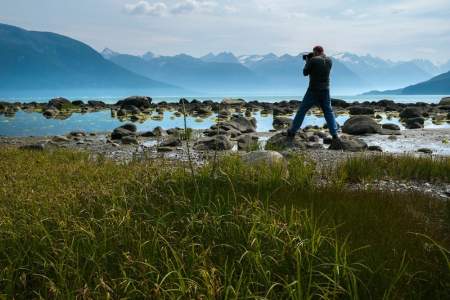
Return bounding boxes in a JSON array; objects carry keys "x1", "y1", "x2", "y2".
[
  {"x1": 241, "y1": 151, "x2": 285, "y2": 166},
  {"x1": 229, "y1": 115, "x2": 257, "y2": 133},
  {"x1": 329, "y1": 137, "x2": 367, "y2": 152},
  {"x1": 265, "y1": 132, "x2": 307, "y2": 150},
  {"x1": 116, "y1": 96, "x2": 152, "y2": 109},
  {"x1": 349, "y1": 106, "x2": 374, "y2": 115},
  {"x1": 194, "y1": 135, "x2": 233, "y2": 151},
  {"x1": 273, "y1": 116, "x2": 293, "y2": 130},
  {"x1": 342, "y1": 116, "x2": 382, "y2": 135},
  {"x1": 48, "y1": 97, "x2": 71, "y2": 110},
  {"x1": 399, "y1": 107, "x2": 424, "y2": 119}
]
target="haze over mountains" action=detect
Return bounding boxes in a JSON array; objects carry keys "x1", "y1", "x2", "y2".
[
  {"x1": 1, "y1": 22, "x2": 449, "y2": 98},
  {"x1": 0, "y1": 23, "x2": 183, "y2": 97},
  {"x1": 104, "y1": 49, "x2": 450, "y2": 95}
]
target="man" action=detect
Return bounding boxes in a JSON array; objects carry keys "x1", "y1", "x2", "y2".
[{"x1": 287, "y1": 46, "x2": 340, "y2": 141}]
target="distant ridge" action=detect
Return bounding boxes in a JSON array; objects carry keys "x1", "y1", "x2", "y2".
[
  {"x1": 363, "y1": 70, "x2": 450, "y2": 95},
  {"x1": 0, "y1": 23, "x2": 183, "y2": 94}
]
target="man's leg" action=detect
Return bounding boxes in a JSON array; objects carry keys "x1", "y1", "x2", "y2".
[
  {"x1": 317, "y1": 90, "x2": 338, "y2": 137},
  {"x1": 288, "y1": 89, "x2": 315, "y2": 135}
]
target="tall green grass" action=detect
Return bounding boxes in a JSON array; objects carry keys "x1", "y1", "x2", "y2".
[
  {"x1": 338, "y1": 154, "x2": 450, "y2": 183},
  {"x1": 0, "y1": 148, "x2": 449, "y2": 299}
]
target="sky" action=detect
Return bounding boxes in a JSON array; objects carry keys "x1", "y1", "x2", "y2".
[{"x1": 1, "y1": 0, "x2": 450, "y2": 63}]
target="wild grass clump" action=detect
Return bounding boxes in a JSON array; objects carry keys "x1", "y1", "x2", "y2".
[
  {"x1": 0, "y1": 148, "x2": 449, "y2": 299},
  {"x1": 338, "y1": 154, "x2": 450, "y2": 183}
]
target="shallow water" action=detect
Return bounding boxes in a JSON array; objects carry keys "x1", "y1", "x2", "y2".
[{"x1": 1, "y1": 110, "x2": 449, "y2": 137}]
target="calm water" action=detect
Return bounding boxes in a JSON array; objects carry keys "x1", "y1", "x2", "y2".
[
  {"x1": 1, "y1": 94, "x2": 449, "y2": 104},
  {"x1": 1, "y1": 94, "x2": 449, "y2": 136},
  {"x1": 1, "y1": 109, "x2": 449, "y2": 137}
]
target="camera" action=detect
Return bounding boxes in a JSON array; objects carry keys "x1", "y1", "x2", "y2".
[{"x1": 302, "y1": 52, "x2": 314, "y2": 61}]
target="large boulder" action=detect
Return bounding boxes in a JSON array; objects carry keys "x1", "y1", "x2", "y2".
[
  {"x1": 241, "y1": 151, "x2": 286, "y2": 166},
  {"x1": 349, "y1": 106, "x2": 374, "y2": 115},
  {"x1": 265, "y1": 132, "x2": 307, "y2": 150},
  {"x1": 117, "y1": 96, "x2": 152, "y2": 109},
  {"x1": 273, "y1": 116, "x2": 293, "y2": 130},
  {"x1": 399, "y1": 107, "x2": 424, "y2": 119},
  {"x1": 194, "y1": 135, "x2": 233, "y2": 151},
  {"x1": 329, "y1": 137, "x2": 367, "y2": 152},
  {"x1": 48, "y1": 97, "x2": 71, "y2": 110},
  {"x1": 342, "y1": 116, "x2": 382, "y2": 135}
]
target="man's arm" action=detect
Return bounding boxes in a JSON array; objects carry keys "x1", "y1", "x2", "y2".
[{"x1": 303, "y1": 59, "x2": 312, "y2": 76}]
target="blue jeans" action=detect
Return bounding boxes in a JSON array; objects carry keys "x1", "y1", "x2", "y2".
[{"x1": 289, "y1": 89, "x2": 338, "y2": 136}]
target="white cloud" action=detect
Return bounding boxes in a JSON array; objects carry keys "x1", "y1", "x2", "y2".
[
  {"x1": 124, "y1": 0, "x2": 219, "y2": 16},
  {"x1": 124, "y1": 1, "x2": 168, "y2": 16}
]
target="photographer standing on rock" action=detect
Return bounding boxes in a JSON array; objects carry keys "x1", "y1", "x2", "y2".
[{"x1": 287, "y1": 46, "x2": 340, "y2": 142}]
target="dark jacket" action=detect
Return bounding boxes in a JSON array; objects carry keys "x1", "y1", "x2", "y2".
[{"x1": 303, "y1": 55, "x2": 332, "y2": 91}]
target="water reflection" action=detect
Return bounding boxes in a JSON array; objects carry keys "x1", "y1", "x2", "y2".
[{"x1": 0, "y1": 110, "x2": 449, "y2": 137}]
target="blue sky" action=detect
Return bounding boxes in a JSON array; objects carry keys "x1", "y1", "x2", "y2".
[{"x1": 1, "y1": 0, "x2": 450, "y2": 62}]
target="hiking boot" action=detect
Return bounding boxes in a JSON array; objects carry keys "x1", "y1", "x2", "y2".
[{"x1": 330, "y1": 135, "x2": 344, "y2": 150}]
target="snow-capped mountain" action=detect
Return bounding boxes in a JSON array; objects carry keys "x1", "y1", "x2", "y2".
[{"x1": 200, "y1": 52, "x2": 240, "y2": 64}]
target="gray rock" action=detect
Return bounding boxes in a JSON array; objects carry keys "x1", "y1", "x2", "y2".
[
  {"x1": 87, "y1": 100, "x2": 106, "y2": 108},
  {"x1": 48, "y1": 97, "x2": 71, "y2": 110},
  {"x1": 342, "y1": 116, "x2": 382, "y2": 135},
  {"x1": 417, "y1": 148, "x2": 433, "y2": 154},
  {"x1": 121, "y1": 136, "x2": 138, "y2": 145},
  {"x1": 405, "y1": 117, "x2": 425, "y2": 129},
  {"x1": 52, "y1": 136, "x2": 70, "y2": 142},
  {"x1": 160, "y1": 136, "x2": 182, "y2": 147},
  {"x1": 157, "y1": 146, "x2": 174, "y2": 152},
  {"x1": 400, "y1": 107, "x2": 423, "y2": 119},
  {"x1": 119, "y1": 123, "x2": 137, "y2": 133},
  {"x1": 111, "y1": 128, "x2": 134, "y2": 140},
  {"x1": 273, "y1": 116, "x2": 292, "y2": 130},
  {"x1": 382, "y1": 123, "x2": 400, "y2": 131},
  {"x1": 439, "y1": 97, "x2": 450, "y2": 106},
  {"x1": 329, "y1": 137, "x2": 367, "y2": 152},
  {"x1": 368, "y1": 145, "x2": 383, "y2": 152},
  {"x1": 349, "y1": 106, "x2": 374, "y2": 115},
  {"x1": 241, "y1": 151, "x2": 285, "y2": 166},
  {"x1": 218, "y1": 115, "x2": 256, "y2": 133},
  {"x1": 194, "y1": 135, "x2": 233, "y2": 151},
  {"x1": 19, "y1": 143, "x2": 45, "y2": 151},
  {"x1": 237, "y1": 134, "x2": 259, "y2": 151},
  {"x1": 117, "y1": 96, "x2": 152, "y2": 109},
  {"x1": 265, "y1": 132, "x2": 307, "y2": 150}
]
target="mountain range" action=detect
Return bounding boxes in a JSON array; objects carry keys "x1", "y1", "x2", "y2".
[
  {"x1": 1, "y1": 22, "x2": 449, "y2": 97},
  {"x1": 103, "y1": 49, "x2": 450, "y2": 95},
  {"x1": 0, "y1": 23, "x2": 183, "y2": 96}
]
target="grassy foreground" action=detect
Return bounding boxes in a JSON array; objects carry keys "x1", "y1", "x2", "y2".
[{"x1": 0, "y1": 148, "x2": 449, "y2": 299}]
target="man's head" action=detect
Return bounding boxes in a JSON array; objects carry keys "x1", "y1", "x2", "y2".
[{"x1": 313, "y1": 46, "x2": 324, "y2": 56}]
